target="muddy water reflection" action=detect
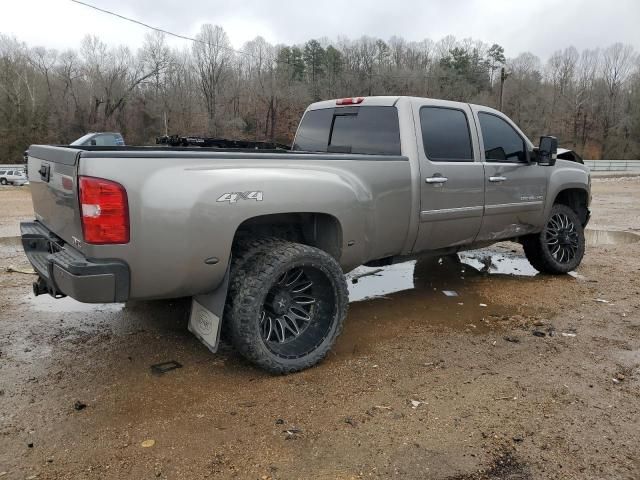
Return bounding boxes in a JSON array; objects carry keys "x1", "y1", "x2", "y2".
[
  {"x1": 336, "y1": 252, "x2": 534, "y2": 356},
  {"x1": 347, "y1": 248, "x2": 537, "y2": 303}
]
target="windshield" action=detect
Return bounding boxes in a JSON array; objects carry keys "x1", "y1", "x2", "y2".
[{"x1": 70, "y1": 133, "x2": 95, "y2": 146}]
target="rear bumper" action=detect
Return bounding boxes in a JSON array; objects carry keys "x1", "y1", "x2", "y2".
[{"x1": 20, "y1": 221, "x2": 130, "y2": 303}]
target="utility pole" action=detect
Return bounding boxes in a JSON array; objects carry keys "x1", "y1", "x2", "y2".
[
  {"x1": 499, "y1": 67, "x2": 508, "y2": 112},
  {"x1": 163, "y1": 111, "x2": 168, "y2": 137}
]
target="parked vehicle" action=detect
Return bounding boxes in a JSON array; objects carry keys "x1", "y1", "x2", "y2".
[
  {"x1": 21, "y1": 96, "x2": 591, "y2": 373},
  {"x1": 0, "y1": 168, "x2": 27, "y2": 186},
  {"x1": 70, "y1": 132, "x2": 125, "y2": 147},
  {"x1": 557, "y1": 147, "x2": 584, "y2": 164}
]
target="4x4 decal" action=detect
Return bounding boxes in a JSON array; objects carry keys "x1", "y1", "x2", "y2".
[{"x1": 216, "y1": 191, "x2": 264, "y2": 203}]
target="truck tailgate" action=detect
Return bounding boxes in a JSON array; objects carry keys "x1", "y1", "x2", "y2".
[{"x1": 27, "y1": 145, "x2": 83, "y2": 247}]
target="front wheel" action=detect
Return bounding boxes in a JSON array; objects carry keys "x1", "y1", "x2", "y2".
[
  {"x1": 228, "y1": 241, "x2": 348, "y2": 374},
  {"x1": 522, "y1": 204, "x2": 585, "y2": 274},
  {"x1": 0, "y1": 178, "x2": 7, "y2": 185}
]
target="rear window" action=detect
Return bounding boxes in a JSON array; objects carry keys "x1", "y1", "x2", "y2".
[
  {"x1": 293, "y1": 106, "x2": 401, "y2": 155},
  {"x1": 420, "y1": 107, "x2": 473, "y2": 161}
]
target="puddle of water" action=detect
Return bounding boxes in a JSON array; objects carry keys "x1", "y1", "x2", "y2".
[
  {"x1": 346, "y1": 247, "x2": 538, "y2": 303},
  {"x1": 336, "y1": 254, "x2": 524, "y2": 356},
  {"x1": 459, "y1": 250, "x2": 539, "y2": 277},
  {"x1": 347, "y1": 261, "x2": 417, "y2": 302},
  {"x1": 585, "y1": 229, "x2": 640, "y2": 246}
]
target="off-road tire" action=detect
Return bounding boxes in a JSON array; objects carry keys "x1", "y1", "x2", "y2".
[
  {"x1": 522, "y1": 203, "x2": 585, "y2": 274},
  {"x1": 228, "y1": 241, "x2": 348, "y2": 374},
  {"x1": 221, "y1": 236, "x2": 286, "y2": 340}
]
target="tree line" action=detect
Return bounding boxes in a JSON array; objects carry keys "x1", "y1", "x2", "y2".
[{"x1": 1, "y1": 26, "x2": 639, "y2": 162}]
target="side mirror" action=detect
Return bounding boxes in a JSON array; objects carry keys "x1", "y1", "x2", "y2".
[{"x1": 538, "y1": 136, "x2": 558, "y2": 166}]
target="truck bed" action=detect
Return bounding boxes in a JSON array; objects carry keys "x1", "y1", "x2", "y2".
[{"x1": 26, "y1": 144, "x2": 413, "y2": 301}]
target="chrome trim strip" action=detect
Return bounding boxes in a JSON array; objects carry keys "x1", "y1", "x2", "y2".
[
  {"x1": 420, "y1": 205, "x2": 484, "y2": 222},
  {"x1": 484, "y1": 201, "x2": 543, "y2": 215}
]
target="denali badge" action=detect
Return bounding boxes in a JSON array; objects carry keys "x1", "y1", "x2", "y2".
[{"x1": 216, "y1": 191, "x2": 263, "y2": 203}]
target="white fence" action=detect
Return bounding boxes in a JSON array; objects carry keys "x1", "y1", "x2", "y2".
[{"x1": 584, "y1": 160, "x2": 640, "y2": 172}]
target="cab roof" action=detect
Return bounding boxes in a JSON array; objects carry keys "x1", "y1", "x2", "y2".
[{"x1": 307, "y1": 96, "x2": 503, "y2": 115}]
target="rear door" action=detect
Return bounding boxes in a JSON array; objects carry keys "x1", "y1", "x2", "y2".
[
  {"x1": 27, "y1": 146, "x2": 83, "y2": 246},
  {"x1": 412, "y1": 100, "x2": 485, "y2": 251},
  {"x1": 471, "y1": 108, "x2": 548, "y2": 241}
]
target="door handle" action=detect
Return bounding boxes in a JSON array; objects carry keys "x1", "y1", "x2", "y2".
[
  {"x1": 488, "y1": 176, "x2": 507, "y2": 182},
  {"x1": 426, "y1": 176, "x2": 448, "y2": 184},
  {"x1": 38, "y1": 164, "x2": 50, "y2": 182}
]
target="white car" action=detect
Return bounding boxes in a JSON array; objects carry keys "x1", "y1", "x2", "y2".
[
  {"x1": 0, "y1": 168, "x2": 28, "y2": 186},
  {"x1": 557, "y1": 148, "x2": 584, "y2": 164}
]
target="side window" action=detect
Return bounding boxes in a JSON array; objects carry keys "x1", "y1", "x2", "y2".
[
  {"x1": 94, "y1": 135, "x2": 108, "y2": 146},
  {"x1": 0, "y1": 171, "x2": 6, "y2": 175},
  {"x1": 478, "y1": 112, "x2": 527, "y2": 162},
  {"x1": 102, "y1": 134, "x2": 118, "y2": 146},
  {"x1": 6, "y1": 171, "x2": 13, "y2": 175},
  {"x1": 292, "y1": 108, "x2": 334, "y2": 152},
  {"x1": 420, "y1": 107, "x2": 473, "y2": 161}
]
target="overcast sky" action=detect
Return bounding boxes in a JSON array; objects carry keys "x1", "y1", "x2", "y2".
[{"x1": 2, "y1": 0, "x2": 639, "y2": 59}]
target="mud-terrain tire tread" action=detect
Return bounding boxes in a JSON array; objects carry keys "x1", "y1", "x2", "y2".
[
  {"x1": 229, "y1": 241, "x2": 348, "y2": 374},
  {"x1": 522, "y1": 203, "x2": 585, "y2": 274},
  {"x1": 228, "y1": 236, "x2": 287, "y2": 294},
  {"x1": 221, "y1": 236, "x2": 287, "y2": 338}
]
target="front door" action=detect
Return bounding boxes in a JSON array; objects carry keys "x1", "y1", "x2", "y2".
[
  {"x1": 472, "y1": 108, "x2": 548, "y2": 241},
  {"x1": 412, "y1": 100, "x2": 485, "y2": 252}
]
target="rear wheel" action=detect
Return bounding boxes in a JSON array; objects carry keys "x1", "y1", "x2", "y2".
[
  {"x1": 228, "y1": 241, "x2": 348, "y2": 374},
  {"x1": 221, "y1": 236, "x2": 286, "y2": 340},
  {"x1": 523, "y1": 204, "x2": 585, "y2": 274}
]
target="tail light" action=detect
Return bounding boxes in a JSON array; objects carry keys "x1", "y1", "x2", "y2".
[
  {"x1": 336, "y1": 97, "x2": 365, "y2": 105},
  {"x1": 79, "y1": 176, "x2": 129, "y2": 244}
]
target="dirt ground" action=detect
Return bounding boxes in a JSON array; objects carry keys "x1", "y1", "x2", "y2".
[
  {"x1": 0, "y1": 186, "x2": 32, "y2": 237},
  {"x1": 0, "y1": 178, "x2": 639, "y2": 480}
]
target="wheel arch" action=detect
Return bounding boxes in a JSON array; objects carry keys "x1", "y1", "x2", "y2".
[
  {"x1": 233, "y1": 212, "x2": 344, "y2": 260},
  {"x1": 551, "y1": 187, "x2": 590, "y2": 226}
]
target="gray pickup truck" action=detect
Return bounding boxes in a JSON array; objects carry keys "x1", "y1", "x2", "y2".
[{"x1": 21, "y1": 96, "x2": 590, "y2": 373}]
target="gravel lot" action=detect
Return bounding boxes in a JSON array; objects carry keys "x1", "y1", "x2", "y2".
[{"x1": 0, "y1": 178, "x2": 639, "y2": 479}]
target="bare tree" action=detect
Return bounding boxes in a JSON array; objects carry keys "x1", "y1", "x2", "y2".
[
  {"x1": 192, "y1": 24, "x2": 231, "y2": 136},
  {"x1": 1, "y1": 31, "x2": 640, "y2": 162},
  {"x1": 601, "y1": 43, "x2": 636, "y2": 156}
]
